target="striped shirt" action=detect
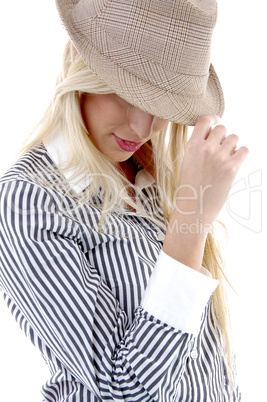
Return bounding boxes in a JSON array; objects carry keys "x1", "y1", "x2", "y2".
[{"x1": 0, "y1": 132, "x2": 241, "y2": 401}]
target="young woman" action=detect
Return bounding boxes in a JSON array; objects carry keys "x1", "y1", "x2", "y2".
[{"x1": 0, "y1": 0, "x2": 248, "y2": 400}]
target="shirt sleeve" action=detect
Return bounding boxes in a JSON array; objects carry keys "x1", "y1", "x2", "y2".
[
  {"x1": 141, "y1": 250, "x2": 219, "y2": 335},
  {"x1": 0, "y1": 180, "x2": 214, "y2": 401}
]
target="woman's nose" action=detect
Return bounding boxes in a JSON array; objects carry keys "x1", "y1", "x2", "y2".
[{"x1": 127, "y1": 105, "x2": 155, "y2": 139}]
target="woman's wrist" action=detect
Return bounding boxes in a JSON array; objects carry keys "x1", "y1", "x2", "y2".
[{"x1": 163, "y1": 211, "x2": 209, "y2": 272}]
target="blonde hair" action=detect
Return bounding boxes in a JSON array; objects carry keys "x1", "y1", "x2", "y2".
[{"x1": 22, "y1": 40, "x2": 232, "y2": 368}]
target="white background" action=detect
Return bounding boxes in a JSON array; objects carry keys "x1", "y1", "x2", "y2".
[{"x1": 0, "y1": 1, "x2": 266, "y2": 400}]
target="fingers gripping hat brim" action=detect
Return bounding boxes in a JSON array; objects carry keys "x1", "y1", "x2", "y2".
[{"x1": 56, "y1": 0, "x2": 225, "y2": 126}]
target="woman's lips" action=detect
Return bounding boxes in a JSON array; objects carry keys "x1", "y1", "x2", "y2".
[{"x1": 113, "y1": 134, "x2": 143, "y2": 152}]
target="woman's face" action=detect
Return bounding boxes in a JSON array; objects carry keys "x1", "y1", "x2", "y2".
[{"x1": 81, "y1": 93, "x2": 169, "y2": 163}]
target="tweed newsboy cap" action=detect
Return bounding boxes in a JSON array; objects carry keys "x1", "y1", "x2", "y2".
[{"x1": 56, "y1": 0, "x2": 224, "y2": 125}]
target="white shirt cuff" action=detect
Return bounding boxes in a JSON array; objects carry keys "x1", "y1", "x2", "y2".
[{"x1": 141, "y1": 250, "x2": 219, "y2": 335}]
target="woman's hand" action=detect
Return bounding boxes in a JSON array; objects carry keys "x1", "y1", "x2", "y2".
[
  {"x1": 176, "y1": 115, "x2": 249, "y2": 226},
  {"x1": 163, "y1": 115, "x2": 249, "y2": 270}
]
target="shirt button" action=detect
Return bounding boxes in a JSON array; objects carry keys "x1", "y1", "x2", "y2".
[
  {"x1": 190, "y1": 349, "x2": 198, "y2": 360},
  {"x1": 157, "y1": 232, "x2": 165, "y2": 241}
]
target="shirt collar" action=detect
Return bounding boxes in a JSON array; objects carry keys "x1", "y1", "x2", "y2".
[
  {"x1": 44, "y1": 131, "x2": 155, "y2": 193},
  {"x1": 134, "y1": 168, "x2": 155, "y2": 195}
]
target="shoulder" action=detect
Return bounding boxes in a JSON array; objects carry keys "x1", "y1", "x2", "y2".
[
  {"x1": 0, "y1": 145, "x2": 66, "y2": 215},
  {"x1": 0, "y1": 144, "x2": 55, "y2": 186}
]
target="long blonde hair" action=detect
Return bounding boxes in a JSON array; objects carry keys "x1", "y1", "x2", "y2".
[{"x1": 22, "y1": 40, "x2": 232, "y2": 367}]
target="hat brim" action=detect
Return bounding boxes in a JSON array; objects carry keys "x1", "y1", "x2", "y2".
[{"x1": 79, "y1": 42, "x2": 225, "y2": 126}]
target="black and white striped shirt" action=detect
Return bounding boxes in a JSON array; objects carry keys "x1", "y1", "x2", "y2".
[{"x1": 0, "y1": 132, "x2": 240, "y2": 401}]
